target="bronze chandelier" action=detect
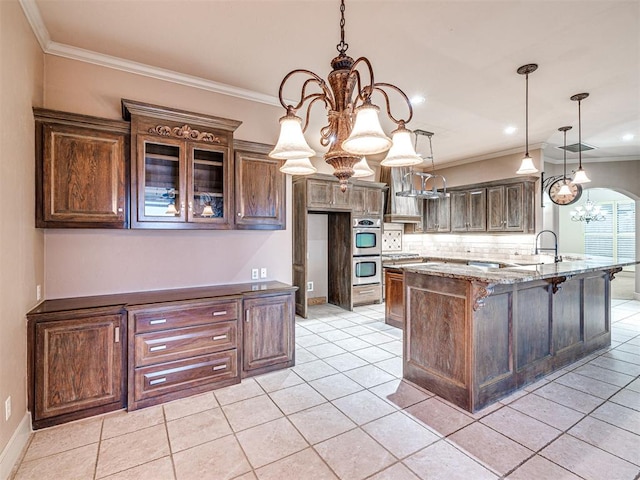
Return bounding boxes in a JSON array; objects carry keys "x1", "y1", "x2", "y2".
[{"x1": 269, "y1": 0, "x2": 422, "y2": 191}]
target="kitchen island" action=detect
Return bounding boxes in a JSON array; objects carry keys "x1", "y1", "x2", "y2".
[{"x1": 400, "y1": 257, "x2": 636, "y2": 412}]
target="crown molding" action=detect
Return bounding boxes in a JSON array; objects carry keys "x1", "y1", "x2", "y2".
[
  {"x1": 18, "y1": 0, "x2": 280, "y2": 107},
  {"x1": 18, "y1": 0, "x2": 50, "y2": 50},
  {"x1": 435, "y1": 143, "x2": 547, "y2": 170}
]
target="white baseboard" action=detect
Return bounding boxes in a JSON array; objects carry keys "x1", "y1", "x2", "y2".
[{"x1": 0, "y1": 413, "x2": 32, "y2": 480}]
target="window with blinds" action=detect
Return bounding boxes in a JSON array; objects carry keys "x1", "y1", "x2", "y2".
[{"x1": 584, "y1": 201, "x2": 635, "y2": 264}]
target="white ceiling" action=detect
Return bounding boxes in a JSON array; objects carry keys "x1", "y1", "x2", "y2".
[{"x1": 27, "y1": 0, "x2": 640, "y2": 168}]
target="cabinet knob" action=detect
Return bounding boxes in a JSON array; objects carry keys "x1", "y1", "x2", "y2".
[{"x1": 237, "y1": 213, "x2": 242, "y2": 217}]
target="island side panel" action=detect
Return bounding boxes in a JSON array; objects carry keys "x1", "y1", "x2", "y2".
[
  {"x1": 552, "y1": 279, "x2": 582, "y2": 354},
  {"x1": 515, "y1": 282, "x2": 552, "y2": 373},
  {"x1": 404, "y1": 272, "x2": 470, "y2": 410},
  {"x1": 584, "y1": 271, "x2": 610, "y2": 343},
  {"x1": 473, "y1": 286, "x2": 514, "y2": 406}
]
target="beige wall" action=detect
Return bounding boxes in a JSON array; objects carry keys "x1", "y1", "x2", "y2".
[
  {"x1": 0, "y1": 0, "x2": 44, "y2": 459},
  {"x1": 43, "y1": 56, "x2": 293, "y2": 298}
]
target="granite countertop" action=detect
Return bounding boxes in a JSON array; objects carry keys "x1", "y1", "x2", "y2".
[{"x1": 401, "y1": 256, "x2": 638, "y2": 285}]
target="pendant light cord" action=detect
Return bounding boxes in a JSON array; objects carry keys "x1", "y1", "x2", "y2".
[
  {"x1": 563, "y1": 129, "x2": 567, "y2": 179},
  {"x1": 525, "y1": 73, "x2": 529, "y2": 156},
  {"x1": 577, "y1": 99, "x2": 582, "y2": 169}
]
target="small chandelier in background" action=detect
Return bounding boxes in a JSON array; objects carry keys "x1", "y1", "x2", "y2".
[
  {"x1": 270, "y1": 0, "x2": 421, "y2": 191},
  {"x1": 570, "y1": 191, "x2": 606, "y2": 223},
  {"x1": 570, "y1": 92, "x2": 591, "y2": 184},
  {"x1": 516, "y1": 63, "x2": 539, "y2": 175}
]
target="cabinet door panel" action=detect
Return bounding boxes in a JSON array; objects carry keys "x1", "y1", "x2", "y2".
[
  {"x1": 189, "y1": 144, "x2": 229, "y2": 225},
  {"x1": 487, "y1": 186, "x2": 505, "y2": 231},
  {"x1": 137, "y1": 136, "x2": 187, "y2": 224},
  {"x1": 41, "y1": 123, "x2": 127, "y2": 227},
  {"x1": 437, "y1": 196, "x2": 451, "y2": 232},
  {"x1": 331, "y1": 184, "x2": 352, "y2": 209},
  {"x1": 243, "y1": 294, "x2": 294, "y2": 373},
  {"x1": 505, "y1": 184, "x2": 524, "y2": 231},
  {"x1": 235, "y1": 149, "x2": 285, "y2": 229},
  {"x1": 35, "y1": 315, "x2": 123, "y2": 419},
  {"x1": 307, "y1": 180, "x2": 333, "y2": 209},
  {"x1": 468, "y1": 189, "x2": 486, "y2": 231},
  {"x1": 450, "y1": 192, "x2": 468, "y2": 232}
]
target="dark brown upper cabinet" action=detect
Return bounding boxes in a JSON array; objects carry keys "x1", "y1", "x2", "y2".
[
  {"x1": 34, "y1": 108, "x2": 129, "y2": 228},
  {"x1": 234, "y1": 140, "x2": 286, "y2": 230},
  {"x1": 122, "y1": 99, "x2": 242, "y2": 229}
]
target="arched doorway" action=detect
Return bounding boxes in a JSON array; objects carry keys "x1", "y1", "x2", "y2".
[{"x1": 558, "y1": 188, "x2": 637, "y2": 300}]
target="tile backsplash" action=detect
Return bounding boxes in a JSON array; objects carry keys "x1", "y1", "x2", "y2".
[
  {"x1": 402, "y1": 233, "x2": 537, "y2": 259},
  {"x1": 382, "y1": 223, "x2": 404, "y2": 252}
]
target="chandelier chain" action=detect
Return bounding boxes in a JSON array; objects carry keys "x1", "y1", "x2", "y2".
[{"x1": 336, "y1": 0, "x2": 349, "y2": 54}]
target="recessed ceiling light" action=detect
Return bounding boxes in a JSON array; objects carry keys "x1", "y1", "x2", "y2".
[
  {"x1": 504, "y1": 126, "x2": 517, "y2": 135},
  {"x1": 623, "y1": 133, "x2": 635, "y2": 141},
  {"x1": 410, "y1": 95, "x2": 426, "y2": 106}
]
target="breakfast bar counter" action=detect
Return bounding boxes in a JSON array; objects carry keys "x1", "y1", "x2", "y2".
[{"x1": 400, "y1": 257, "x2": 636, "y2": 412}]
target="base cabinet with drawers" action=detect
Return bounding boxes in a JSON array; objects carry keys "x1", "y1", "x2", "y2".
[
  {"x1": 127, "y1": 298, "x2": 242, "y2": 410},
  {"x1": 27, "y1": 282, "x2": 296, "y2": 427}
]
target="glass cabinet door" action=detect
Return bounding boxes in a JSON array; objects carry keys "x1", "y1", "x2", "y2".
[
  {"x1": 138, "y1": 136, "x2": 186, "y2": 222},
  {"x1": 188, "y1": 145, "x2": 228, "y2": 223}
]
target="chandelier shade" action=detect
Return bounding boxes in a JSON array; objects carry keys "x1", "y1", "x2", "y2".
[
  {"x1": 380, "y1": 126, "x2": 423, "y2": 167},
  {"x1": 342, "y1": 103, "x2": 392, "y2": 155},
  {"x1": 270, "y1": 0, "x2": 415, "y2": 191},
  {"x1": 351, "y1": 157, "x2": 375, "y2": 177},
  {"x1": 279, "y1": 157, "x2": 317, "y2": 175},
  {"x1": 269, "y1": 113, "x2": 316, "y2": 160}
]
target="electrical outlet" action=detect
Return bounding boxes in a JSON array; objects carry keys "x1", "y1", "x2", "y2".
[
  {"x1": 307, "y1": 281, "x2": 314, "y2": 292},
  {"x1": 260, "y1": 268, "x2": 267, "y2": 279},
  {"x1": 251, "y1": 268, "x2": 259, "y2": 280},
  {"x1": 5, "y1": 396, "x2": 11, "y2": 421},
  {"x1": 36, "y1": 284, "x2": 42, "y2": 301}
]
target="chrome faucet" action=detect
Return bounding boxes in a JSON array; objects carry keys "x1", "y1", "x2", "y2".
[{"x1": 534, "y1": 230, "x2": 562, "y2": 263}]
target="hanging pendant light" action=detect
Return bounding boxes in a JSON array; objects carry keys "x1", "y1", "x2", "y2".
[
  {"x1": 557, "y1": 126, "x2": 573, "y2": 195},
  {"x1": 516, "y1": 64, "x2": 539, "y2": 175},
  {"x1": 351, "y1": 157, "x2": 375, "y2": 177},
  {"x1": 570, "y1": 93, "x2": 591, "y2": 184}
]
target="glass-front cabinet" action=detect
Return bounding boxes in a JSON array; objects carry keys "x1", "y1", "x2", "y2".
[{"x1": 124, "y1": 99, "x2": 241, "y2": 229}]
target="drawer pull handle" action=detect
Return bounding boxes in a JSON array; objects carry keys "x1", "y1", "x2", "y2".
[
  {"x1": 212, "y1": 365, "x2": 227, "y2": 371},
  {"x1": 149, "y1": 319, "x2": 167, "y2": 325},
  {"x1": 149, "y1": 377, "x2": 167, "y2": 386},
  {"x1": 212, "y1": 335, "x2": 227, "y2": 341},
  {"x1": 359, "y1": 289, "x2": 375, "y2": 294},
  {"x1": 212, "y1": 310, "x2": 227, "y2": 316},
  {"x1": 149, "y1": 345, "x2": 167, "y2": 352}
]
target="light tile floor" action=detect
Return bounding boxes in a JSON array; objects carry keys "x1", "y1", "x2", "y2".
[{"x1": 11, "y1": 299, "x2": 640, "y2": 480}]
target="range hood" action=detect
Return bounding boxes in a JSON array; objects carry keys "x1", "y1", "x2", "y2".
[{"x1": 379, "y1": 166, "x2": 421, "y2": 224}]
